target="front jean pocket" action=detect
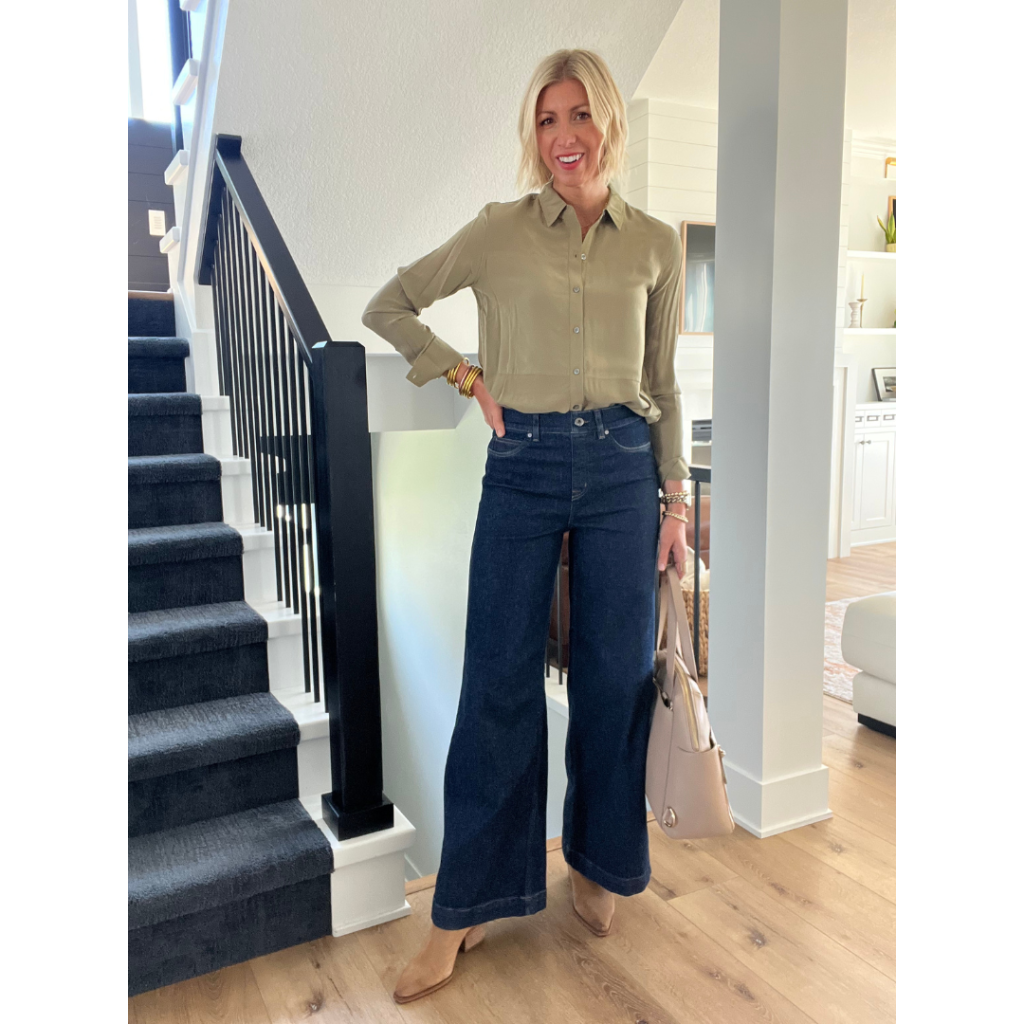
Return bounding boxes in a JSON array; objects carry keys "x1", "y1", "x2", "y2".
[
  {"x1": 487, "y1": 429, "x2": 529, "y2": 458},
  {"x1": 607, "y1": 419, "x2": 652, "y2": 453}
]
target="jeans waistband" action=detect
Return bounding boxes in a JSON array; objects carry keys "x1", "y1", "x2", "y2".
[{"x1": 500, "y1": 403, "x2": 644, "y2": 438}]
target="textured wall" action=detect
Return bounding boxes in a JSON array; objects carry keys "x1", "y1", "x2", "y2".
[{"x1": 214, "y1": 0, "x2": 685, "y2": 288}]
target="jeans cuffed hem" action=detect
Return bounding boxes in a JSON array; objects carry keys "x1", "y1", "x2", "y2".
[
  {"x1": 431, "y1": 888, "x2": 547, "y2": 930},
  {"x1": 563, "y1": 846, "x2": 650, "y2": 897}
]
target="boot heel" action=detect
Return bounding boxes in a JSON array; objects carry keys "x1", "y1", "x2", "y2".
[{"x1": 458, "y1": 923, "x2": 487, "y2": 953}]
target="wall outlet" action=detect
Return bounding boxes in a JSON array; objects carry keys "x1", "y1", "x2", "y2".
[{"x1": 148, "y1": 210, "x2": 166, "y2": 236}]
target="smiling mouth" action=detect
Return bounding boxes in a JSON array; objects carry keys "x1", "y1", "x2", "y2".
[{"x1": 557, "y1": 153, "x2": 583, "y2": 166}]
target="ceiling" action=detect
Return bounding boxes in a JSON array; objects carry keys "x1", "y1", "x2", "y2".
[{"x1": 634, "y1": 0, "x2": 896, "y2": 139}]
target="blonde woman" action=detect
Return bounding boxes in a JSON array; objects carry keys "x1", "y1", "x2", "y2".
[{"x1": 361, "y1": 48, "x2": 691, "y2": 1004}]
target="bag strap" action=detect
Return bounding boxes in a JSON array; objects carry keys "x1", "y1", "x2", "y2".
[{"x1": 662, "y1": 563, "x2": 700, "y2": 686}]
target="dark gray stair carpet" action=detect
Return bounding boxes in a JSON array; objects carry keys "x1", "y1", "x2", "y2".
[
  {"x1": 129, "y1": 522, "x2": 242, "y2": 566},
  {"x1": 128, "y1": 693, "x2": 301, "y2": 836},
  {"x1": 128, "y1": 454, "x2": 223, "y2": 528},
  {"x1": 129, "y1": 338, "x2": 189, "y2": 394},
  {"x1": 128, "y1": 799, "x2": 332, "y2": 931},
  {"x1": 128, "y1": 523, "x2": 244, "y2": 613},
  {"x1": 129, "y1": 393, "x2": 203, "y2": 457},
  {"x1": 129, "y1": 874, "x2": 330, "y2": 997},
  {"x1": 129, "y1": 601, "x2": 267, "y2": 663},
  {"x1": 128, "y1": 601, "x2": 269, "y2": 715},
  {"x1": 129, "y1": 692, "x2": 298, "y2": 782},
  {"x1": 128, "y1": 297, "x2": 176, "y2": 337}
]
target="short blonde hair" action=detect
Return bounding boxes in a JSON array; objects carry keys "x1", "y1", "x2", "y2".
[{"x1": 515, "y1": 49, "x2": 630, "y2": 196}]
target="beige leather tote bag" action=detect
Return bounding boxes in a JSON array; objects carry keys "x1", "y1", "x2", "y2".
[{"x1": 646, "y1": 563, "x2": 735, "y2": 840}]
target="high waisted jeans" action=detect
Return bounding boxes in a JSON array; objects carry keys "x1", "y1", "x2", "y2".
[{"x1": 430, "y1": 403, "x2": 662, "y2": 930}]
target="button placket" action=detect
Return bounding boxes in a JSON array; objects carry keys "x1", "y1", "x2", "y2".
[{"x1": 566, "y1": 212, "x2": 585, "y2": 411}]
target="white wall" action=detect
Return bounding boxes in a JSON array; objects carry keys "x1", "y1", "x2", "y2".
[{"x1": 624, "y1": 98, "x2": 718, "y2": 465}]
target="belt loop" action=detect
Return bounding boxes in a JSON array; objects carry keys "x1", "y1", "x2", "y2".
[
  {"x1": 594, "y1": 407, "x2": 605, "y2": 439},
  {"x1": 532, "y1": 412, "x2": 539, "y2": 441}
]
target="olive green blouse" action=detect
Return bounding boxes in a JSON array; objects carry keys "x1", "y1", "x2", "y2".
[{"x1": 361, "y1": 179, "x2": 689, "y2": 485}]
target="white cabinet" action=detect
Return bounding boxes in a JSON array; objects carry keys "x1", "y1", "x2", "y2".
[{"x1": 850, "y1": 404, "x2": 896, "y2": 544}]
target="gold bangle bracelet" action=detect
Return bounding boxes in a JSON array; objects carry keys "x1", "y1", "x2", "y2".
[
  {"x1": 460, "y1": 365, "x2": 482, "y2": 397},
  {"x1": 663, "y1": 511, "x2": 689, "y2": 523}
]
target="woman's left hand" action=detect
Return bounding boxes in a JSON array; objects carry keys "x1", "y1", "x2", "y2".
[{"x1": 657, "y1": 511, "x2": 688, "y2": 577}]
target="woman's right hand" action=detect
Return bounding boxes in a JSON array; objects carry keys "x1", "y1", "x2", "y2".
[{"x1": 455, "y1": 363, "x2": 506, "y2": 436}]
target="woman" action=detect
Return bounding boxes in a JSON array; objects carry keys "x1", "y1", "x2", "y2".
[{"x1": 361, "y1": 48, "x2": 691, "y2": 1004}]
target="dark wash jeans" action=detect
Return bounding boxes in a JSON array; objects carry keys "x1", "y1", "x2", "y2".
[{"x1": 430, "y1": 403, "x2": 662, "y2": 930}]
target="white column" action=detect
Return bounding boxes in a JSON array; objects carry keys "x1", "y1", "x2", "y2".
[{"x1": 710, "y1": 0, "x2": 848, "y2": 836}]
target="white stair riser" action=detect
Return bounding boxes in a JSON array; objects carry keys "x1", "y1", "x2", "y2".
[
  {"x1": 242, "y1": 542, "x2": 278, "y2": 606},
  {"x1": 201, "y1": 403, "x2": 232, "y2": 458},
  {"x1": 221, "y1": 468, "x2": 254, "y2": 526},
  {"x1": 296, "y1": 732, "x2": 331, "y2": 804},
  {"x1": 329, "y1": 852, "x2": 411, "y2": 937},
  {"x1": 267, "y1": 629, "x2": 305, "y2": 692}
]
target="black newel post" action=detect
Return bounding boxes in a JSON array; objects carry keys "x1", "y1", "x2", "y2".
[{"x1": 311, "y1": 341, "x2": 394, "y2": 840}]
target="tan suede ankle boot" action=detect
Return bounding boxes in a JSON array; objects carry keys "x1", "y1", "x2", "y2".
[
  {"x1": 392, "y1": 922, "x2": 487, "y2": 1004},
  {"x1": 567, "y1": 863, "x2": 615, "y2": 937}
]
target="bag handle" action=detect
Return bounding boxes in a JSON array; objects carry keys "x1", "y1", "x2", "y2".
[{"x1": 657, "y1": 563, "x2": 699, "y2": 686}]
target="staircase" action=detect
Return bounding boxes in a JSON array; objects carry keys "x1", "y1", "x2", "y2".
[{"x1": 127, "y1": 300, "x2": 333, "y2": 996}]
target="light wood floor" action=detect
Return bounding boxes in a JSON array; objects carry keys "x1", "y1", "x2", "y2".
[{"x1": 130, "y1": 544, "x2": 895, "y2": 1024}]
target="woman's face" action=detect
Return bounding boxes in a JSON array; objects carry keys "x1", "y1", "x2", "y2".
[{"x1": 535, "y1": 78, "x2": 605, "y2": 190}]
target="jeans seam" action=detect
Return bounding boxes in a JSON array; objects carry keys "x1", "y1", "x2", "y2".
[{"x1": 432, "y1": 889, "x2": 547, "y2": 914}]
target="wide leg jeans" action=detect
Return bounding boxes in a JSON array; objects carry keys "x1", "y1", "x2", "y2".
[{"x1": 430, "y1": 403, "x2": 662, "y2": 930}]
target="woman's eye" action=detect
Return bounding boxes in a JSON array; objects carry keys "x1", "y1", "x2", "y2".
[{"x1": 538, "y1": 112, "x2": 590, "y2": 127}]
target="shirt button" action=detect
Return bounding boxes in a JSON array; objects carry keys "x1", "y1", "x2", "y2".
[
  {"x1": 573, "y1": 368, "x2": 580, "y2": 374},
  {"x1": 574, "y1": 327, "x2": 580, "y2": 333},
  {"x1": 580, "y1": 253, "x2": 587, "y2": 260},
  {"x1": 574, "y1": 417, "x2": 585, "y2": 426},
  {"x1": 573, "y1": 286, "x2": 580, "y2": 293},
  {"x1": 572, "y1": 404, "x2": 581, "y2": 410}
]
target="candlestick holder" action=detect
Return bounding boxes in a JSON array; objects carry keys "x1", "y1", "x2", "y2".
[{"x1": 848, "y1": 299, "x2": 867, "y2": 329}]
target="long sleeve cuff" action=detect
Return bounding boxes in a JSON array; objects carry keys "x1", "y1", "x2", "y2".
[
  {"x1": 649, "y1": 393, "x2": 691, "y2": 487},
  {"x1": 405, "y1": 335, "x2": 466, "y2": 387}
]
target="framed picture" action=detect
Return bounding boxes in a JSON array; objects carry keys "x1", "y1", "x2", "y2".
[
  {"x1": 887, "y1": 195, "x2": 896, "y2": 223},
  {"x1": 872, "y1": 367, "x2": 896, "y2": 402},
  {"x1": 679, "y1": 221, "x2": 715, "y2": 335}
]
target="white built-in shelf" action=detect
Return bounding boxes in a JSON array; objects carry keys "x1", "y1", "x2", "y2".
[
  {"x1": 847, "y1": 250, "x2": 896, "y2": 260},
  {"x1": 844, "y1": 328, "x2": 896, "y2": 336}
]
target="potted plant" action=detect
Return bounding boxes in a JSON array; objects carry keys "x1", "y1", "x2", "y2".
[{"x1": 877, "y1": 210, "x2": 896, "y2": 252}]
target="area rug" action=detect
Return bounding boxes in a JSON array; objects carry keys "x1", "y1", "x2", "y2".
[{"x1": 824, "y1": 598, "x2": 861, "y2": 703}]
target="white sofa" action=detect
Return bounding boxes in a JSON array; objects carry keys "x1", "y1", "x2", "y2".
[{"x1": 840, "y1": 592, "x2": 896, "y2": 735}]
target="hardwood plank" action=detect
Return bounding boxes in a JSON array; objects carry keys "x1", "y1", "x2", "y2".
[
  {"x1": 822, "y1": 733, "x2": 896, "y2": 796},
  {"x1": 406, "y1": 873, "x2": 437, "y2": 896},
  {"x1": 691, "y1": 826, "x2": 896, "y2": 979},
  {"x1": 647, "y1": 819, "x2": 738, "y2": 899},
  {"x1": 567, "y1": 857, "x2": 817, "y2": 1024},
  {"x1": 671, "y1": 876, "x2": 896, "y2": 1024},
  {"x1": 249, "y1": 933, "x2": 406, "y2": 1023},
  {"x1": 825, "y1": 542, "x2": 896, "y2": 602},
  {"x1": 827, "y1": 765, "x2": 897, "y2": 845},
  {"x1": 357, "y1": 873, "x2": 676, "y2": 1024},
  {"x1": 130, "y1": 962, "x2": 272, "y2": 1024},
  {"x1": 777, "y1": 813, "x2": 896, "y2": 903},
  {"x1": 822, "y1": 694, "x2": 860, "y2": 737}
]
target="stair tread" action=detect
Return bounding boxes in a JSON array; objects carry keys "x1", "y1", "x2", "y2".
[
  {"x1": 129, "y1": 523, "x2": 242, "y2": 566},
  {"x1": 128, "y1": 601, "x2": 267, "y2": 662},
  {"x1": 128, "y1": 453, "x2": 221, "y2": 484},
  {"x1": 128, "y1": 692, "x2": 298, "y2": 781},
  {"x1": 128, "y1": 799, "x2": 331, "y2": 930},
  {"x1": 128, "y1": 393, "x2": 202, "y2": 416},
  {"x1": 129, "y1": 338, "x2": 190, "y2": 360}
]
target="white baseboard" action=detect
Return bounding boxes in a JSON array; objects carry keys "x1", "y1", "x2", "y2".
[
  {"x1": 303, "y1": 801, "x2": 417, "y2": 937},
  {"x1": 720, "y1": 759, "x2": 832, "y2": 838}
]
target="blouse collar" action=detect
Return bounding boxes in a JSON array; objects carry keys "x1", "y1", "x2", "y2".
[{"x1": 538, "y1": 178, "x2": 626, "y2": 230}]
